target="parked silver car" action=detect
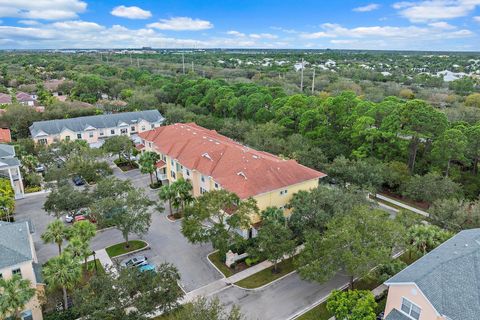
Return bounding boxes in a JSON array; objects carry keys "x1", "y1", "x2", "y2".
[{"x1": 120, "y1": 255, "x2": 148, "y2": 268}]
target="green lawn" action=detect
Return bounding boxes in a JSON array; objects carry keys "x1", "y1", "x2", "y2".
[
  {"x1": 208, "y1": 251, "x2": 234, "y2": 277},
  {"x1": 105, "y1": 240, "x2": 148, "y2": 258},
  {"x1": 235, "y1": 257, "x2": 295, "y2": 289},
  {"x1": 85, "y1": 259, "x2": 105, "y2": 274},
  {"x1": 296, "y1": 301, "x2": 332, "y2": 320}
]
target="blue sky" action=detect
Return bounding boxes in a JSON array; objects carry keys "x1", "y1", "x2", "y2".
[{"x1": 0, "y1": 0, "x2": 480, "y2": 50}]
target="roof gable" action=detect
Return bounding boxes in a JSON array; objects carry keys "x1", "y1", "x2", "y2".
[{"x1": 0, "y1": 222, "x2": 33, "y2": 269}]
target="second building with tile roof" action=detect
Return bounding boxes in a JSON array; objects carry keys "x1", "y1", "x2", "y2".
[{"x1": 139, "y1": 123, "x2": 326, "y2": 226}]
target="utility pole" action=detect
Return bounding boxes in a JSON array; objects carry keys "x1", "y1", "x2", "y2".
[
  {"x1": 300, "y1": 58, "x2": 304, "y2": 92},
  {"x1": 311, "y1": 68, "x2": 316, "y2": 94},
  {"x1": 182, "y1": 51, "x2": 185, "y2": 75}
]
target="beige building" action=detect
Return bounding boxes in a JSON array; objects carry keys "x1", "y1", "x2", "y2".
[
  {"x1": 0, "y1": 221, "x2": 44, "y2": 320},
  {"x1": 29, "y1": 110, "x2": 164, "y2": 147},
  {"x1": 139, "y1": 123, "x2": 326, "y2": 233},
  {"x1": 384, "y1": 228, "x2": 480, "y2": 320}
]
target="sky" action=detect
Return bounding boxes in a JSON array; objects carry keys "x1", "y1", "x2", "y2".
[{"x1": 0, "y1": 0, "x2": 480, "y2": 51}]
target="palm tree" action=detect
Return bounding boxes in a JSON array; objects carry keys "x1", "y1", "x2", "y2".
[
  {"x1": 66, "y1": 236, "x2": 91, "y2": 271},
  {"x1": 172, "y1": 178, "x2": 193, "y2": 213},
  {"x1": 407, "y1": 224, "x2": 452, "y2": 256},
  {"x1": 0, "y1": 275, "x2": 36, "y2": 320},
  {"x1": 139, "y1": 151, "x2": 160, "y2": 185},
  {"x1": 42, "y1": 252, "x2": 82, "y2": 311},
  {"x1": 69, "y1": 220, "x2": 96, "y2": 242},
  {"x1": 41, "y1": 219, "x2": 68, "y2": 255},
  {"x1": 159, "y1": 185, "x2": 176, "y2": 215}
]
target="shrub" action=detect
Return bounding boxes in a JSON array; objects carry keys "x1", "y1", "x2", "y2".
[
  {"x1": 25, "y1": 186, "x2": 42, "y2": 193},
  {"x1": 245, "y1": 257, "x2": 260, "y2": 267}
]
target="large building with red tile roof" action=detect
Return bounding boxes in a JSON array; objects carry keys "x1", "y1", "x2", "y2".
[{"x1": 139, "y1": 123, "x2": 326, "y2": 222}]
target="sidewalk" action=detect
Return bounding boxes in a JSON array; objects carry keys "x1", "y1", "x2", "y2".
[
  {"x1": 375, "y1": 193, "x2": 429, "y2": 217},
  {"x1": 87, "y1": 248, "x2": 116, "y2": 273}
]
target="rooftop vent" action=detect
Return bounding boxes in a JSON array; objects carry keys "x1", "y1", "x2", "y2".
[
  {"x1": 202, "y1": 153, "x2": 212, "y2": 161},
  {"x1": 237, "y1": 171, "x2": 247, "y2": 180}
]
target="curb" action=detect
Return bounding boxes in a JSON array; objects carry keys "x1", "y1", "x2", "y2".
[
  {"x1": 206, "y1": 250, "x2": 227, "y2": 279},
  {"x1": 233, "y1": 270, "x2": 297, "y2": 291},
  {"x1": 107, "y1": 240, "x2": 150, "y2": 259}
]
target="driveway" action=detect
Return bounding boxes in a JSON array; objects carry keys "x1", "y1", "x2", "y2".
[
  {"x1": 14, "y1": 167, "x2": 222, "y2": 292},
  {"x1": 213, "y1": 272, "x2": 350, "y2": 320}
]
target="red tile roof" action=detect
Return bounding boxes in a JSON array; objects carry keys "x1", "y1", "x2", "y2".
[
  {"x1": 135, "y1": 143, "x2": 145, "y2": 151},
  {"x1": 0, "y1": 128, "x2": 11, "y2": 143},
  {"x1": 16, "y1": 92, "x2": 34, "y2": 102},
  {"x1": 155, "y1": 160, "x2": 166, "y2": 168},
  {"x1": 139, "y1": 123, "x2": 326, "y2": 199},
  {"x1": 0, "y1": 93, "x2": 11, "y2": 104}
]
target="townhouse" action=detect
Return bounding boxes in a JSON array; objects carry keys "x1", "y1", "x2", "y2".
[
  {"x1": 29, "y1": 110, "x2": 164, "y2": 146},
  {"x1": 384, "y1": 228, "x2": 480, "y2": 320},
  {"x1": 139, "y1": 123, "x2": 326, "y2": 227},
  {"x1": 0, "y1": 221, "x2": 44, "y2": 320}
]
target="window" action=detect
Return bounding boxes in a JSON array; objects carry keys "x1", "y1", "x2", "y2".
[
  {"x1": 89, "y1": 132, "x2": 94, "y2": 138},
  {"x1": 151, "y1": 124, "x2": 155, "y2": 129},
  {"x1": 280, "y1": 189, "x2": 288, "y2": 195},
  {"x1": 141, "y1": 126, "x2": 146, "y2": 131},
  {"x1": 201, "y1": 175, "x2": 205, "y2": 183},
  {"x1": 65, "y1": 135, "x2": 70, "y2": 141},
  {"x1": 401, "y1": 298, "x2": 421, "y2": 320},
  {"x1": 200, "y1": 187, "x2": 207, "y2": 194},
  {"x1": 99, "y1": 130, "x2": 104, "y2": 136},
  {"x1": 171, "y1": 170, "x2": 176, "y2": 179},
  {"x1": 171, "y1": 159, "x2": 175, "y2": 166},
  {"x1": 186, "y1": 169, "x2": 190, "y2": 177},
  {"x1": 77, "y1": 133, "x2": 82, "y2": 139},
  {"x1": 214, "y1": 183, "x2": 219, "y2": 189},
  {"x1": 12, "y1": 268, "x2": 21, "y2": 277},
  {"x1": 131, "y1": 126, "x2": 136, "y2": 132},
  {"x1": 111, "y1": 129, "x2": 115, "y2": 135},
  {"x1": 38, "y1": 138, "x2": 47, "y2": 145},
  {"x1": 120, "y1": 128, "x2": 128, "y2": 134},
  {"x1": 0, "y1": 273, "x2": 2, "y2": 279}
]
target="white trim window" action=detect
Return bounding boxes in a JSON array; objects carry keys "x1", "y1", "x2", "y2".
[{"x1": 401, "y1": 298, "x2": 421, "y2": 320}]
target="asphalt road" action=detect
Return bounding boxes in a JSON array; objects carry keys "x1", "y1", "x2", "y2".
[
  {"x1": 214, "y1": 272, "x2": 351, "y2": 320},
  {"x1": 15, "y1": 167, "x2": 222, "y2": 292}
]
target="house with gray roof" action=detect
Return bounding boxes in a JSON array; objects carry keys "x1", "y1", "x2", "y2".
[
  {"x1": 0, "y1": 143, "x2": 24, "y2": 199},
  {"x1": 383, "y1": 228, "x2": 480, "y2": 320},
  {"x1": 0, "y1": 221, "x2": 44, "y2": 320},
  {"x1": 29, "y1": 109, "x2": 164, "y2": 147}
]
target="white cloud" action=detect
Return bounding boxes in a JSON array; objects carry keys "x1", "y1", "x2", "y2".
[
  {"x1": 0, "y1": 0, "x2": 87, "y2": 20},
  {"x1": 111, "y1": 5, "x2": 152, "y2": 19},
  {"x1": 227, "y1": 30, "x2": 245, "y2": 37},
  {"x1": 475, "y1": 16, "x2": 480, "y2": 22},
  {"x1": 353, "y1": 3, "x2": 380, "y2": 12},
  {"x1": 393, "y1": 0, "x2": 480, "y2": 22},
  {"x1": 18, "y1": 20, "x2": 41, "y2": 25},
  {"x1": 428, "y1": 21, "x2": 456, "y2": 29},
  {"x1": 301, "y1": 22, "x2": 473, "y2": 42},
  {"x1": 249, "y1": 33, "x2": 278, "y2": 39},
  {"x1": 147, "y1": 17, "x2": 213, "y2": 31}
]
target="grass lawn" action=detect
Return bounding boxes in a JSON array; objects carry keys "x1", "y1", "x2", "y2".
[
  {"x1": 105, "y1": 240, "x2": 148, "y2": 258},
  {"x1": 85, "y1": 259, "x2": 105, "y2": 274},
  {"x1": 235, "y1": 257, "x2": 295, "y2": 289},
  {"x1": 296, "y1": 301, "x2": 332, "y2": 320},
  {"x1": 208, "y1": 251, "x2": 234, "y2": 277}
]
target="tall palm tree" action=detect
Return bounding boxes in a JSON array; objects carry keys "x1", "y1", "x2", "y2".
[
  {"x1": 139, "y1": 151, "x2": 160, "y2": 185},
  {"x1": 159, "y1": 185, "x2": 176, "y2": 215},
  {"x1": 42, "y1": 252, "x2": 82, "y2": 310},
  {"x1": 172, "y1": 178, "x2": 193, "y2": 213},
  {"x1": 41, "y1": 219, "x2": 68, "y2": 255},
  {"x1": 0, "y1": 275, "x2": 36, "y2": 320},
  {"x1": 69, "y1": 220, "x2": 96, "y2": 242},
  {"x1": 66, "y1": 236, "x2": 92, "y2": 271}
]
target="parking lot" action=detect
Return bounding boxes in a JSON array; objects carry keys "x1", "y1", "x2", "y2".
[{"x1": 15, "y1": 166, "x2": 222, "y2": 292}]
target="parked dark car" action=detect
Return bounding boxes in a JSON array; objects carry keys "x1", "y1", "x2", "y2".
[
  {"x1": 120, "y1": 255, "x2": 148, "y2": 268},
  {"x1": 72, "y1": 175, "x2": 85, "y2": 186}
]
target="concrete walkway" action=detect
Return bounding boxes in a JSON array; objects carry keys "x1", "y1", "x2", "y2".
[
  {"x1": 375, "y1": 193, "x2": 429, "y2": 217},
  {"x1": 87, "y1": 248, "x2": 115, "y2": 272}
]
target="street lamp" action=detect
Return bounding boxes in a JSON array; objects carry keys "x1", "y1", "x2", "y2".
[{"x1": 92, "y1": 251, "x2": 98, "y2": 273}]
